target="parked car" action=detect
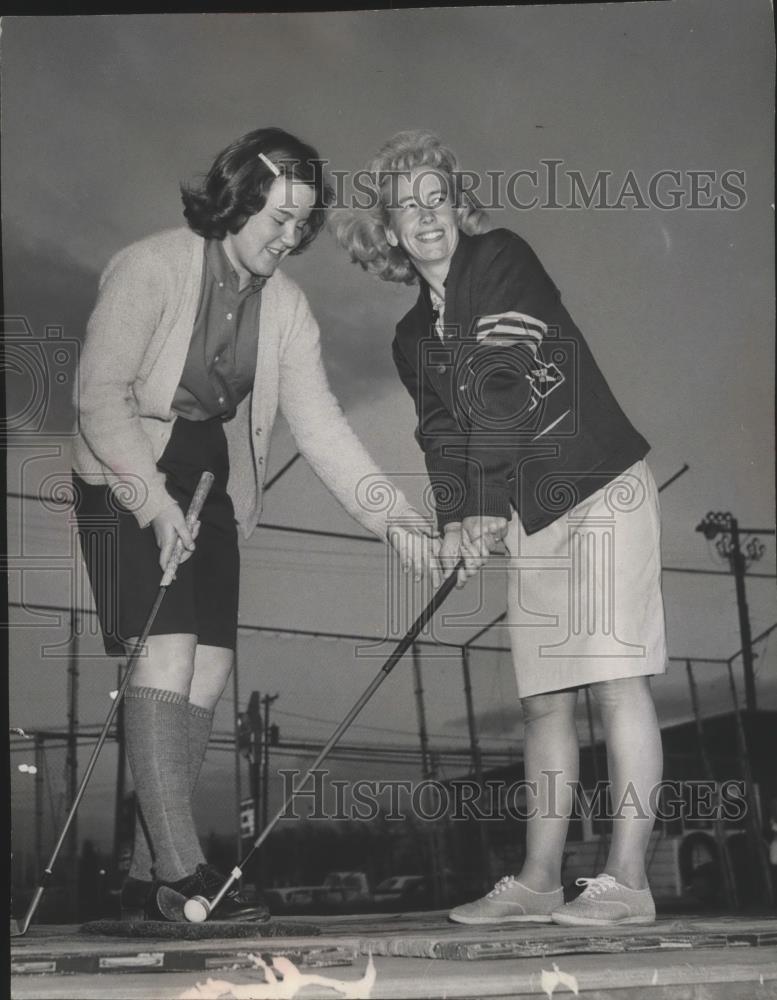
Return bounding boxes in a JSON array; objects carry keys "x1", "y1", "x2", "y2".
[
  {"x1": 373, "y1": 875, "x2": 430, "y2": 911},
  {"x1": 372, "y1": 872, "x2": 467, "y2": 911},
  {"x1": 265, "y1": 871, "x2": 370, "y2": 915},
  {"x1": 263, "y1": 885, "x2": 317, "y2": 913},
  {"x1": 319, "y1": 871, "x2": 371, "y2": 909}
]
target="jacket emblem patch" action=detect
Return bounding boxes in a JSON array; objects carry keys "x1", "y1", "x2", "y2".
[{"x1": 527, "y1": 361, "x2": 565, "y2": 410}]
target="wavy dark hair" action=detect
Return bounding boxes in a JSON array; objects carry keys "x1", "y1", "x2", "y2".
[{"x1": 181, "y1": 127, "x2": 332, "y2": 251}]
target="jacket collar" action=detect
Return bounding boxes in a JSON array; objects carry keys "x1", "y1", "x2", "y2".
[{"x1": 401, "y1": 230, "x2": 473, "y2": 348}]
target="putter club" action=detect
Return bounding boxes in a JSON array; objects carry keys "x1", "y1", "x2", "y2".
[
  {"x1": 157, "y1": 557, "x2": 465, "y2": 923},
  {"x1": 10, "y1": 471, "x2": 215, "y2": 937}
]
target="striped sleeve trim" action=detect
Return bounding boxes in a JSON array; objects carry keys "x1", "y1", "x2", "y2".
[{"x1": 474, "y1": 311, "x2": 547, "y2": 347}]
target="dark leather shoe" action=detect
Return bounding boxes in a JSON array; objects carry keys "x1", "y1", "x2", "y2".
[
  {"x1": 158, "y1": 863, "x2": 270, "y2": 922},
  {"x1": 120, "y1": 877, "x2": 160, "y2": 921}
]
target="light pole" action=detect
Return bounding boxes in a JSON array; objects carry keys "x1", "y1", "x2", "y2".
[
  {"x1": 695, "y1": 512, "x2": 765, "y2": 712},
  {"x1": 696, "y1": 511, "x2": 773, "y2": 908}
]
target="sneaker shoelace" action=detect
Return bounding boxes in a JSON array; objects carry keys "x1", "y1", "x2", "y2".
[
  {"x1": 575, "y1": 873, "x2": 618, "y2": 899},
  {"x1": 486, "y1": 875, "x2": 520, "y2": 898}
]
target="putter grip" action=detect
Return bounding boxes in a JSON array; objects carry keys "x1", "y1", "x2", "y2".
[{"x1": 160, "y1": 471, "x2": 216, "y2": 586}]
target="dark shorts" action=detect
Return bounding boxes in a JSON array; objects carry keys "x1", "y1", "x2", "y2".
[{"x1": 73, "y1": 417, "x2": 239, "y2": 655}]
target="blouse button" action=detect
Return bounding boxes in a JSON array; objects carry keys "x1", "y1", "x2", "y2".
[{"x1": 218, "y1": 396, "x2": 225, "y2": 405}]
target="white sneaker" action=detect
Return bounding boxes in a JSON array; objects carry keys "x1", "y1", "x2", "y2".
[
  {"x1": 551, "y1": 873, "x2": 656, "y2": 926},
  {"x1": 448, "y1": 876, "x2": 563, "y2": 924}
]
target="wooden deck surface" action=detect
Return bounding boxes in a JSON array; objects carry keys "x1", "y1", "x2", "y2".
[{"x1": 10, "y1": 913, "x2": 777, "y2": 999}]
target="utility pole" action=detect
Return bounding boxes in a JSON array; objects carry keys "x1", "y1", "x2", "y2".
[
  {"x1": 412, "y1": 642, "x2": 432, "y2": 776},
  {"x1": 685, "y1": 661, "x2": 738, "y2": 910},
  {"x1": 232, "y1": 654, "x2": 243, "y2": 861},
  {"x1": 246, "y1": 691, "x2": 262, "y2": 850},
  {"x1": 696, "y1": 512, "x2": 765, "y2": 712},
  {"x1": 259, "y1": 693, "x2": 279, "y2": 887},
  {"x1": 112, "y1": 661, "x2": 127, "y2": 875},
  {"x1": 66, "y1": 611, "x2": 80, "y2": 918},
  {"x1": 725, "y1": 661, "x2": 774, "y2": 907},
  {"x1": 460, "y1": 647, "x2": 492, "y2": 888},
  {"x1": 460, "y1": 648, "x2": 483, "y2": 782},
  {"x1": 412, "y1": 642, "x2": 443, "y2": 907},
  {"x1": 696, "y1": 511, "x2": 773, "y2": 906},
  {"x1": 261, "y1": 693, "x2": 279, "y2": 831},
  {"x1": 34, "y1": 734, "x2": 44, "y2": 877}
]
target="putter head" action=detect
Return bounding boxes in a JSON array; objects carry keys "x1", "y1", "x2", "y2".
[
  {"x1": 155, "y1": 885, "x2": 189, "y2": 922},
  {"x1": 10, "y1": 910, "x2": 34, "y2": 936},
  {"x1": 10, "y1": 886, "x2": 45, "y2": 937}
]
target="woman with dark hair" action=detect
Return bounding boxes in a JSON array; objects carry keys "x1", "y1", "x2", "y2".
[
  {"x1": 181, "y1": 126, "x2": 329, "y2": 249},
  {"x1": 334, "y1": 130, "x2": 667, "y2": 927},
  {"x1": 72, "y1": 127, "x2": 436, "y2": 922}
]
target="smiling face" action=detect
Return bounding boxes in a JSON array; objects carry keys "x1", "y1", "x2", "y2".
[
  {"x1": 222, "y1": 176, "x2": 316, "y2": 286},
  {"x1": 384, "y1": 167, "x2": 459, "y2": 281}
]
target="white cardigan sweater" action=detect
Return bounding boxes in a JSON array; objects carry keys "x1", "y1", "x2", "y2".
[{"x1": 72, "y1": 227, "x2": 411, "y2": 538}]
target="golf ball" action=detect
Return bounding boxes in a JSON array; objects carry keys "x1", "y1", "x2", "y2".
[{"x1": 184, "y1": 896, "x2": 209, "y2": 923}]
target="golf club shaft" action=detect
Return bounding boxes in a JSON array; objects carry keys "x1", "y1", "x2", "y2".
[
  {"x1": 14, "y1": 471, "x2": 214, "y2": 933},
  {"x1": 206, "y1": 560, "x2": 465, "y2": 915}
]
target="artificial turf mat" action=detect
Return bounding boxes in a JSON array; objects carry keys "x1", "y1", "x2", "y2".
[{"x1": 80, "y1": 919, "x2": 321, "y2": 938}]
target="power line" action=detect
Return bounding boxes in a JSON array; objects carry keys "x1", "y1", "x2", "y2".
[
  {"x1": 663, "y1": 566, "x2": 775, "y2": 580},
  {"x1": 255, "y1": 522, "x2": 379, "y2": 545},
  {"x1": 261, "y1": 452, "x2": 302, "y2": 492},
  {"x1": 10, "y1": 489, "x2": 774, "y2": 569},
  {"x1": 6, "y1": 600, "x2": 765, "y2": 662},
  {"x1": 3, "y1": 599, "x2": 480, "y2": 651},
  {"x1": 270, "y1": 707, "x2": 517, "y2": 744},
  {"x1": 210, "y1": 735, "x2": 515, "y2": 764},
  {"x1": 728, "y1": 621, "x2": 777, "y2": 664}
]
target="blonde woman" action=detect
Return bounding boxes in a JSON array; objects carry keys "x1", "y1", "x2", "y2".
[{"x1": 334, "y1": 130, "x2": 667, "y2": 926}]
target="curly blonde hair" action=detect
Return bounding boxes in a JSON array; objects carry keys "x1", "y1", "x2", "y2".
[{"x1": 331, "y1": 129, "x2": 488, "y2": 285}]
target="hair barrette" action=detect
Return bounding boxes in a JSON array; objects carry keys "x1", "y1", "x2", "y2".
[{"x1": 257, "y1": 152, "x2": 281, "y2": 177}]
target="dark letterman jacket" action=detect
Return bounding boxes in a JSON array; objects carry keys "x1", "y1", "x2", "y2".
[{"x1": 392, "y1": 228, "x2": 650, "y2": 536}]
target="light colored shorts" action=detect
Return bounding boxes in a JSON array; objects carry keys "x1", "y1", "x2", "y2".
[{"x1": 503, "y1": 459, "x2": 668, "y2": 699}]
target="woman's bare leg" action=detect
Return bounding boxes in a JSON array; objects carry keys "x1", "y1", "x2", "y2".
[
  {"x1": 515, "y1": 688, "x2": 580, "y2": 891},
  {"x1": 591, "y1": 675, "x2": 663, "y2": 889}
]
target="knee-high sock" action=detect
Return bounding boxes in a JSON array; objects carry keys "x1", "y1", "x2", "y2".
[
  {"x1": 128, "y1": 701, "x2": 215, "y2": 881},
  {"x1": 124, "y1": 686, "x2": 208, "y2": 882}
]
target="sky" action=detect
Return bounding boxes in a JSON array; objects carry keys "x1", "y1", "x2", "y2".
[{"x1": 3, "y1": 3, "x2": 775, "y2": 859}]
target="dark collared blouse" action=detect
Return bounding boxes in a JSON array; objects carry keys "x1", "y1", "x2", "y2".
[{"x1": 172, "y1": 239, "x2": 264, "y2": 421}]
